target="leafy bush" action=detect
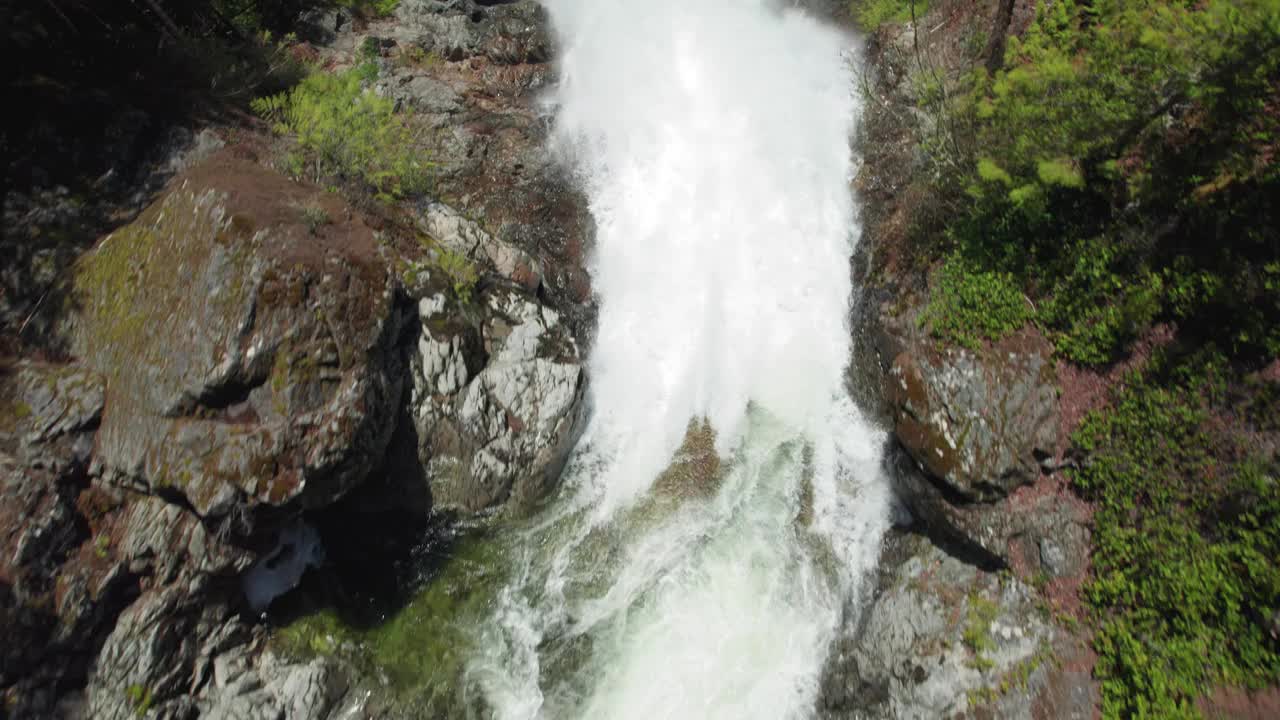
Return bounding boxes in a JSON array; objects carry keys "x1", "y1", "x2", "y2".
[
  {"x1": 1073, "y1": 356, "x2": 1280, "y2": 718},
  {"x1": 850, "y1": 0, "x2": 929, "y2": 31},
  {"x1": 915, "y1": 0, "x2": 1280, "y2": 366},
  {"x1": 919, "y1": 253, "x2": 1032, "y2": 349},
  {"x1": 339, "y1": 0, "x2": 401, "y2": 16},
  {"x1": 252, "y1": 64, "x2": 430, "y2": 200},
  {"x1": 435, "y1": 248, "x2": 478, "y2": 305}
]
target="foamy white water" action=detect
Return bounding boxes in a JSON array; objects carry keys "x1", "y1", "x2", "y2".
[{"x1": 457, "y1": 1, "x2": 892, "y2": 718}]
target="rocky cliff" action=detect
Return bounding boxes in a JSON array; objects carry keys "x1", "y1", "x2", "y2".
[{"x1": 1, "y1": 3, "x2": 590, "y2": 717}]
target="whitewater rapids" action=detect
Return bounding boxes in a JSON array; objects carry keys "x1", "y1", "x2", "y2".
[{"x1": 454, "y1": 1, "x2": 892, "y2": 718}]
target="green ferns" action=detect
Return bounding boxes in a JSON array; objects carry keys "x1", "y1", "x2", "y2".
[
  {"x1": 252, "y1": 64, "x2": 429, "y2": 201},
  {"x1": 1073, "y1": 356, "x2": 1280, "y2": 718}
]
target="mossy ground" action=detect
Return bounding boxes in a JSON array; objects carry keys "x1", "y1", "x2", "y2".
[{"x1": 272, "y1": 529, "x2": 512, "y2": 712}]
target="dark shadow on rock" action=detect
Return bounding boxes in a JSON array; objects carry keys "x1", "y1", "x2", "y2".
[{"x1": 882, "y1": 441, "x2": 1007, "y2": 573}]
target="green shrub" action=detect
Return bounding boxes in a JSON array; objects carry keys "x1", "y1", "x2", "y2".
[
  {"x1": 340, "y1": 0, "x2": 401, "y2": 17},
  {"x1": 252, "y1": 64, "x2": 429, "y2": 201},
  {"x1": 919, "y1": 253, "x2": 1032, "y2": 349},
  {"x1": 1073, "y1": 357, "x2": 1280, "y2": 718},
  {"x1": 298, "y1": 203, "x2": 330, "y2": 235},
  {"x1": 435, "y1": 249, "x2": 478, "y2": 305},
  {"x1": 851, "y1": 0, "x2": 929, "y2": 31}
]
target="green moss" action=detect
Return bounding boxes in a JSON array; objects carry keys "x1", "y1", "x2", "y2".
[
  {"x1": 963, "y1": 593, "x2": 1000, "y2": 661},
  {"x1": 273, "y1": 531, "x2": 511, "y2": 710},
  {"x1": 124, "y1": 684, "x2": 153, "y2": 716},
  {"x1": 74, "y1": 191, "x2": 258, "y2": 374}
]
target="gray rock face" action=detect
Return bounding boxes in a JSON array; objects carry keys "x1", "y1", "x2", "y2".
[
  {"x1": 396, "y1": 0, "x2": 551, "y2": 64},
  {"x1": 0, "y1": 362, "x2": 115, "y2": 717},
  {"x1": 199, "y1": 648, "x2": 350, "y2": 720},
  {"x1": 826, "y1": 538, "x2": 1060, "y2": 720},
  {"x1": 88, "y1": 587, "x2": 244, "y2": 720},
  {"x1": 410, "y1": 285, "x2": 584, "y2": 513},
  {"x1": 887, "y1": 341, "x2": 1059, "y2": 502},
  {"x1": 416, "y1": 201, "x2": 543, "y2": 291}
]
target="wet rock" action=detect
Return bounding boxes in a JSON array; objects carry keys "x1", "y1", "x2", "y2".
[
  {"x1": 410, "y1": 284, "x2": 584, "y2": 513},
  {"x1": 887, "y1": 337, "x2": 1059, "y2": 502},
  {"x1": 68, "y1": 153, "x2": 408, "y2": 522}
]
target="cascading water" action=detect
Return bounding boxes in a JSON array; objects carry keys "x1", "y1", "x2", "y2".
[{"x1": 440, "y1": 1, "x2": 891, "y2": 717}]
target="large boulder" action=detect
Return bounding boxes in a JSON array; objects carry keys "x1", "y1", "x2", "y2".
[
  {"x1": 886, "y1": 336, "x2": 1059, "y2": 502},
  {"x1": 409, "y1": 282, "x2": 584, "y2": 514},
  {"x1": 68, "y1": 153, "x2": 408, "y2": 522},
  {"x1": 869, "y1": 305, "x2": 1087, "y2": 569}
]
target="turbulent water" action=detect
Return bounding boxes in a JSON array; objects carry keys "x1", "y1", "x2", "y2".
[{"x1": 451, "y1": 1, "x2": 891, "y2": 717}]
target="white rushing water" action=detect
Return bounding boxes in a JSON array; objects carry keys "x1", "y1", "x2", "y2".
[{"x1": 459, "y1": 1, "x2": 892, "y2": 718}]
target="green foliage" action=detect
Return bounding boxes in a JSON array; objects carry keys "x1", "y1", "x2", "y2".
[
  {"x1": 850, "y1": 0, "x2": 929, "y2": 31},
  {"x1": 921, "y1": 0, "x2": 1280, "y2": 366},
  {"x1": 920, "y1": 253, "x2": 1032, "y2": 349},
  {"x1": 338, "y1": 0, "x2": 401, "y2": 17},
  {"x1": 435, "y1": 249, "x2": 478, "y2": 305},
  {"x1": 963, "y1": 593, "x2": 1000, "y2": 660},
  {"x1": 252, "y1": 64, "x2": 430, "y2": 200},
  {"x1": 1073, "y1": 356, "x2": 1280, "y2": 718},
  {"x1": 298, "y1": 203, "x2": 330, "y2": 235}
]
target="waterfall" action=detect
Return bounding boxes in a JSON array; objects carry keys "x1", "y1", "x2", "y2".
[{"x1": 459, "y1": 1, "x2": 892, "y2": 717}]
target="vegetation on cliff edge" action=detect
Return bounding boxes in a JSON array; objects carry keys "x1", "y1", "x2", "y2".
[{"x1": 878, "y1": 0, "x2": 1280, "y2": 714}]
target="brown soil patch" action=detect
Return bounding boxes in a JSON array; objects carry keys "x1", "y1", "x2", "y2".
[
  {"x1": 1197, "y1": 686, "x2": 1280, "y2": 719},
  {"x1": 175, "y1": 149, "x2": 381, "y2": 271},
  {"x1": 1055, "y1": 322, "x2": 1178, "y2": 454}
]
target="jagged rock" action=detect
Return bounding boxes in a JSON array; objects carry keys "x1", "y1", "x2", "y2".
[
  {"x1": 834, "y1": 538, "x2": 1064, "y2": 720},
  {"x1": 415, "y1": 201, "x2": 543, "y2": 290},
  {"x1": 68, "y1": 153, "x2": 408, "y2": 521},
  {"x1": 887, "y1": 337, "x2": 1059, "y2": 502},
  {"x1": 396, "y1": 0, "x2": 551, "y2": 64},
  {"x1": 410, "y1": 284, "x2": 584, "y2": 513},
  {"x1": 115, "y1": 497, "x2": 253, "y2": 583},
  {"x1": 87, "y1": 587, "x2": 247, "y2": 720},
  {"x1": 199, "y1": 648, "x2": 350, "y2": 720},
  {"x1": 888, "y1": 443, "x2": 1090, "y2": 569},
  {"x1": 12, "y1": 363, "x2": 104, "y2": 447}
]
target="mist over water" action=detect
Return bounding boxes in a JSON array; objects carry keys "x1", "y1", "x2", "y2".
[{"x1": 461, "y1": 1, "x2": 892, "y2": 717}]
